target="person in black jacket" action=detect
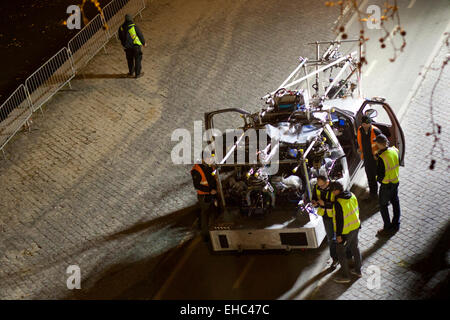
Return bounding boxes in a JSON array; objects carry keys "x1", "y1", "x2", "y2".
[
  {"x1": 357, "y1": 115, "x2": 382, "y2": 199},
  {"x1": 191, "y1": 158, "x2": 217, "y2": 241},
  {"x1": 374, "y1": 134, "x2": 401, "y2": 237},
  {"x1": 331, "y1": 180, "x2": 362, "y2": 283},
  {"x1": 118, "y1": 14, "x2": 147, "y2": 78}
]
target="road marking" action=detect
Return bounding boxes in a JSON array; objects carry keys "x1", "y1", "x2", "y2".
[
  {"x1": 232, "y1": 257, "x2": 255, "y2": 289},
  {"x1": 407, "y1": 0, "x2": 416, "y2": 9},
  {"x1": 153, "y1": 236, "x2": 201, "y2": 299},
  {"x1": 396, "y1": 20, "x2": 450, "y2": 123},
  {"x1": 364, "y1": 59, "x2": 378, "y2": 77},
  {"x1": 344, "y1": 0, "x2": 369, "y2": 31}
]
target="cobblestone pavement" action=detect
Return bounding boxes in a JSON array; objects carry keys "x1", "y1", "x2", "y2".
[
  {"x1": 307, "y1": 36, "x2": 450, "y2": 300},
  {"x1": 0, "y1": 0, "x2": 340, "y2": 299}
]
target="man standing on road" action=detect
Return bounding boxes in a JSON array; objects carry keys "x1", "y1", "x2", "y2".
[
  {"x1": 357, "y1": 115, "x2": 382, "y2": 200},
  {"x1": 311, "y1": 175, "x2": 338, "y2": 268},
  {"x1": 374, "y1": 134, "x2": 401, "y2": 237},
  {"x1": 119, "y1": 14, "x2": 147, "y2": 78},
  {"x1": 191, "y1": 156, "x2": 217, "y2": 241},
  {"x1": 330, "y1": 180, "x2": 362, "y2": 283}
]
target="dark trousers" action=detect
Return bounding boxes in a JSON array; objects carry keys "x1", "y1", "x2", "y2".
[
  {"x1": 198, "y1": 195, "x2": 213, "y2": 237},
  {"x1": 337, "y1": 228, "x2": 362, "y2": 278},
  {"x1": 379, "y1": 182, "x2": 401, "y2": 230},
  {"x1": 323, "y1": 216, "x2": 337, "y2": 260},
  {"x1": 125, "y1": 46, "x2": 143, "y2": 76},
  {"x1": 364, "y1": 158, "x2": 378, "y2": 195}
]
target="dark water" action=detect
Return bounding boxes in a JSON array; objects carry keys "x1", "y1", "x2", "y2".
[{"x1": 0, "y1": 0, "x2": 110, "y2": 105}]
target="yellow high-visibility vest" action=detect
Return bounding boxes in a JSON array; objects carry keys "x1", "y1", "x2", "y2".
[
  {"x1": 379, "y1": 147, "x2": 400, "y2": 184},
  {"x1": 333, "y1": 193, "x2": 360, "y2": 235},
  {"x1": 315, "y1": 186, "x2": 334, "y2": 218},
  {"x1": 128, "y1": 24, "x2": 142, "y2": 46}
]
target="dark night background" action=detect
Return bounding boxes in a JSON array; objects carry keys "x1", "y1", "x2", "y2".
[{"x1": 0, "y1": 0, "x2": 110, "y2": 105}]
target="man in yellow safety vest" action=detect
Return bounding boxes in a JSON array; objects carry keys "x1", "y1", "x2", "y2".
[
  {"x1": 374, "y1": 134, "x2": 401, "y2": 237},
  {"x1": 119, "y1": 14, "x2": 147, "y2": 78},
  {"x1": 330, "y1": 180, "x2": 362, "y2": 283},
  {"x1": 311, "y1": 175, "x2": 338, "y2": 268}
]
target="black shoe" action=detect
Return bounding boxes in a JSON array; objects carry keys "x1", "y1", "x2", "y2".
[
  {"x1": 327, "y1": 258, "x2": 339, "y2": 269},
  {"x1": 331, "y1": 258, "x2": 339, "y2": 268},
  {"x1": 388, "y1": 225, "x2": 400, "y2": 233},
  {"x1": 376, "y1": 228, "x2": 392, "y2": 238},
  {"x1": 135, "y1": 72, "x2": 145, "y2": 79},
  {"x1": 334, "y1": 276, "x2": 351, "y2": 284},
  {"x1": 351, "y1": 270, "x2": 362, "y2": 278}
]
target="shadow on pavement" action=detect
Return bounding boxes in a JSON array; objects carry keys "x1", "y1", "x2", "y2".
[
  {"x1": 64, "y1": 205, "x2": 199, "y2": 299},
  {"x1": 74, "y1": 73, "x2": 130, "y2": 79},
  {"x1": 64, "y1": 191, "x2": 383, "y2": 299},
  {"x1": 104, "y1": 204, "x2": 198, "y2": 241},
  {"x1": 65, "y1": 238, "x2": 198, "y2": 299},
  {"x1": 409, "y1": 221, "x2": 450, "y2": 299},
  {"x1": 283, "y1": 265, "x2": 335, "y2": 300},
  {"x1": 304, "y1": 237, "x2": 389, "y2": 300}
]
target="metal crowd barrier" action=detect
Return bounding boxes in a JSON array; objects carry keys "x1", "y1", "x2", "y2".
[
  {"x1": 0, "y1": 0, "x2": 146, "y2": 158},
  {"x1": 0, "y1": 85, "x2": 33, "y2": 157},
  {"x1": 68, "y1": 14, "x2": 109, "y2": 72},
  {"x1": 25, "y1": 47, "x2": 75, "y2": 113}
]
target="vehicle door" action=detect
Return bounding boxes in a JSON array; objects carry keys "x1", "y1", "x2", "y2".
[
  {"x1": 204, "y1": 108, "x2": 252, "y2": 165},
  {"x1": 356, "y1": 99, "x2": 405, "y2": 165},
  {"x1": 329, "y1": 108, "x2": 361, "y2": 177}
]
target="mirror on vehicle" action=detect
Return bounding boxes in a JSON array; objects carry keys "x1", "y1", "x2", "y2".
[{"x1": 364, "y1": 108, "x2": 378, "y2": 119}]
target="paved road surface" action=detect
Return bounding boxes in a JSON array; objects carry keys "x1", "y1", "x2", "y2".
[{"x1": 0, "y1": 0, "x2": 448, "y2": 299}]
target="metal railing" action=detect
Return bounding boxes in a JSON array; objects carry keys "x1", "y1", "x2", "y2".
[
  {"x1": 68, "y1": 14, "x2": 109, "y2": 72},
  {"x1": 25, "y1": 47, "x2": 75, "y2": 113},
  {"x1": 0, "y1": 0, "x2": 146, "y2": 158},
  {"x1": 0, "y1": 85, "x2": 33, "y2": 156}
]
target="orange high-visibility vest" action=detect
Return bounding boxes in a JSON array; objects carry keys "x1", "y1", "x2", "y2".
[
  {"x1": 191, "y1": 164, "x2": 211, "y2": 195},
  {"x1": 357, "y1": 125, "x2": 380, "y2": 160}
]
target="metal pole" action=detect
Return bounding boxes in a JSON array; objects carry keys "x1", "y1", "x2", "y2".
[
  {"x1": 358, "y1": 40, "x2": 363, "y2": 97},
  {"x1": 303, "y1": 64, "x2": 310, "y2": 100},
  {"x1": 278, "y1": 57, "x2": 308, "y2": 90},
  {"x1": 300, "y1": 149, "x2": 312, "y2": 201},
  {"x1": 315, "y1": 42, "x2": 320, "y2": 94},
  {"x1": 323, "y1": 60, "x2": 351, "y2": 98},
  {"x1": 282, "y1": 52, "x2": 356, "y2": 91}
]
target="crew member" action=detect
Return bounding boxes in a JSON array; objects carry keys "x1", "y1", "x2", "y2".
[
  {"x1": 311, "y1": 175, "x2": 338, "y2": 267},
  {"x1": 191, "y1": 156, "x2": 217, "y2": 241},
  {"x1": 357, "y1": 115, "x2": 382, "y2": 199},
  {"x1": 374, "y1": 134, "x2": 401, "y2": 237},
  {"x1": 119, "y1": 14, "x2": 147, "y2": 78},
  {"x1": 331, "y1": 180, "x2": 362, "y2": 283},
  {"x1": 311, "y1": 156, "x2": 333, "y2": 179}
]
